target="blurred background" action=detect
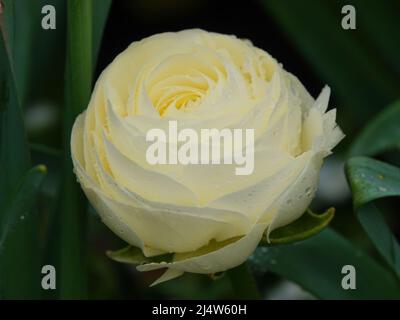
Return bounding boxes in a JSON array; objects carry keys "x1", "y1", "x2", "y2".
[{"x1": 1, "y1": 0, "x2": 400, "y2": 299}]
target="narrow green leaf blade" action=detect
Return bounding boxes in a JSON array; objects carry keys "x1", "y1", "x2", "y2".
[
  {"x1": 346, "y1": 156, "x2": 400, "y2": 277},
  {"x1": 0, "y1": 20, "x2": 29, "y2": 205},
  {"x1": 226, "y1": 263, "x2": 261, "y2": 300},
  {"x1": 0, "y1": 165, "x2": 47, "y2": 249},
  {"x1": 265, "y1": 208, "x2": 335, "y2": 245},
  {"x1": 106, "y1": 246, "x2": 149, "y2": 265},
  {"x1": 2, "y1": 0, "x2": 67, "y2": 107},
  {"x1": 357, "y1": 204, "x2": 400, "y2": 278},
  {"x1": 253, "y1": 228, "x2": 400, "y2": 299},
  {"x1": 107, "y1": 246, "x2": 173, "y2": 265},
  {"x1": 350, "y1": 100, "x2": 400, "y2": 156},
  {"x1": 0, "y1": 25, "x2": 40, "y2": 299},
  {"x1": 346, "y1": 156, "x2": 400, "y2": 208}
]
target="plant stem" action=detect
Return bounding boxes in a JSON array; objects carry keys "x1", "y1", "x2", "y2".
[{"x1": 58, "y1": 0, "x2": 93, "y2": 299}]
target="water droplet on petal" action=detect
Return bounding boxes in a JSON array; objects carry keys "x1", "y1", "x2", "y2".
[
  {"x1": 378, "y1": 186, "x2": 387, "y2": 192},
  {"x1": 305, "y1": 186, "x2": 313, "y2": 197},
  {"x1": 260, "y1": 247, "x2": 268, "y2": 254}
]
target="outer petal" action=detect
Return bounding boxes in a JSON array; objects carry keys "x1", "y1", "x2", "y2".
[
  {"x1": 71, "y1": 114, "x2": 150, "y2": 253},
  {"x1": 150, "y1": 269, "x2": 184, "y2": 287},
  {"x1": 264, "y1": 151, "x2": 323, "y2": 234},
  {"x1": 208, "y1": 151, "x2": 310, "y2": 221},
  {"x1": 136, "y1": 223, "x2": 267, "y2": 277}
]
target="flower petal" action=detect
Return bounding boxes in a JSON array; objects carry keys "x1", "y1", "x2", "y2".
[{"x1": 137, "y1": 222, "x2": 267, "y2": 275}]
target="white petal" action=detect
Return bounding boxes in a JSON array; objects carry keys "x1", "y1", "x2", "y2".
[
  {"x1": 103, "y1": 133, "x2": 198, "y2": 206},
  {"x1": 150, "y1": 269, "x2": 184, "y2": 287},
  {"x1": 265, "y1": 151, "x2": 323, "y2": 235},
  {"x1": 137, "y1": 223, "x2": 267, "y2": 275}
]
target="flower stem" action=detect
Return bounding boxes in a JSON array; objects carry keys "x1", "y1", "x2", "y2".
[
  {"x1": 227, "y1": 262, "x2": 261, "y2": 299},
  {"x1": 57, "y1": 0, "x2": 93, "y2": 298}
]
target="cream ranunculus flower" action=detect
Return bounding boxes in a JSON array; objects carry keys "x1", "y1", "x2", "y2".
[{"x1": 71, "y1": 29, "x2": 344, "y2": 284}]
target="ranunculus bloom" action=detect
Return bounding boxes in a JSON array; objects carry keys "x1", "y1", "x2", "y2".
[{"x1": 71, "y1": 29, "x2": 344, "y2": 284}]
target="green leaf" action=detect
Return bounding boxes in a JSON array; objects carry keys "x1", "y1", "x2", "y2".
[
  {"x1": 0, "y1": 24, "x2": 40, "y2": 299},
  {"x1": 264, "y1": 208, "x2": 335, "y2": 245},
  {"x1": 0, "y1": 165, "x2": 47, "y2": 250},
  {"x1": 107, "y1": 246, "x2": 173, "y2": 265},
  {"x1": 252, "y1": 228, "x2": 400, "y2": 299},
  {"x1": 357, "y1": 205, "x2": 400, "y2": 278},
  {"x1": 2, "y1": 0, "x2": 67, "y2": 107},
  {"x1": 0, "y1": 18, "x2": 29, "y2": 203},
  {"x1": 346, "y1": 157, "x2": 400, "y2": 208},
  {"x1": 346, "y1": 156, "x2": 400, "y2": 277},
  {"x1": 2, "y1": 0, "x2": 36, "y2": 104},
  {"x1": 106, "y1": 246, "x2": 150, "y2": 265},
  {"x1": 226, "y1": 263, "x2": 261, "y2": 300},
  {"x1": 350, "y1": 100, "x2": 400, "y2": 156}
]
